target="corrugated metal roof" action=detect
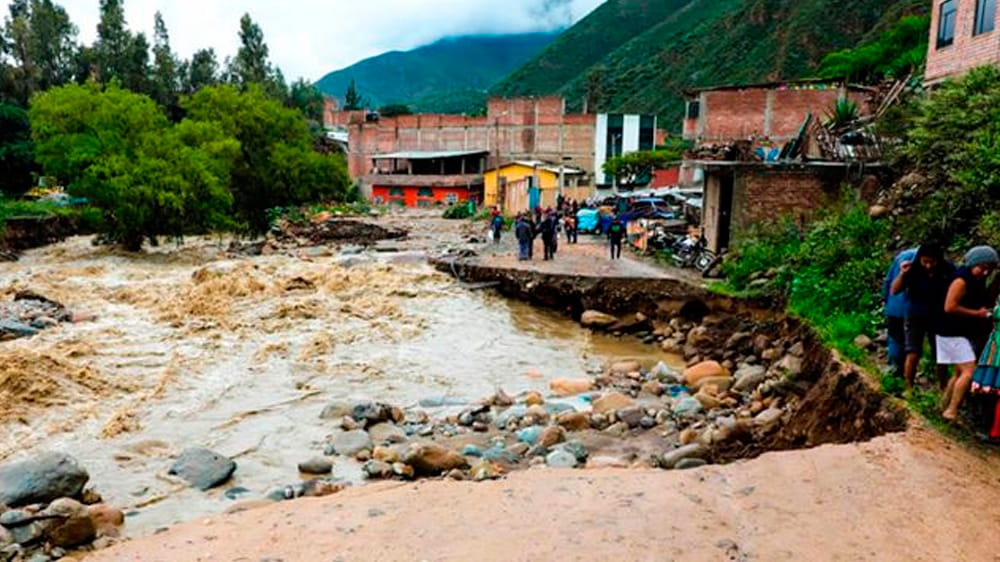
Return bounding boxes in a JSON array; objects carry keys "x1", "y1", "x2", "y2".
[{"x1": 372, "y1": 150, "x2": 489, "y2": 160}]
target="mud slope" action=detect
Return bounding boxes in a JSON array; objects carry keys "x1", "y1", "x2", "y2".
[{"x1": 90, "y1": 428, "x2": 1000, "y2": 562}]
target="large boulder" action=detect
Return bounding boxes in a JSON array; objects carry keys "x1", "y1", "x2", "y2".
[
  {"x1": 328, "y1": 430, "x2": 374, "y2": 457},
  {"x1": 592, "y1": 392, "x2": 635, "y2": 414},
  {"x1": 168, "y1": 449, "x2": 236, "y2": 491},
  {"x1": 683, "y1": 361, "x2": 730, "y2": 387},
  {"x1": 580, "y1": 311, "x2": 619, "y2": 329},
  {"x1": 0, "y1": 453, "x2": 89, "y2": 508},
  {"x1": 40, "y1": 498, "x2": 96, "y2": 548},
  {"x1": 403, "y1": 443, "x2": 468, "y2": 476},
  {"x1": 549, "y1": 378, "x2": 593, "y2": 397},
  {"x1": 733, "y1": 365, "x2": 768, "y2": 393}
]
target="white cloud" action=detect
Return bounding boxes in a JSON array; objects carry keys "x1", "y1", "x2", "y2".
[{"x1": 9, "y1": 0, "x2": 604, "y2": 81}]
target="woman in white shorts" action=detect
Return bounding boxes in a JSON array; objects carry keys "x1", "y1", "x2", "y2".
[{"x1": 940, "y1": 246, "x2": 999, "y2": 422}]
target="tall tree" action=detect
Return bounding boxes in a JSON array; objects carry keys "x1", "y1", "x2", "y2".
[
  {"x1": 289, "y1": 78, "x2": 324, "y2": 123},
  {"x1": 343, "y1": 79, "x2": 365, "y2": 111},
  {"x1": 121, "y1": 32, "x2": 149, "y2": 94},
  {"x1": 1, "y1": 0, "x2": 77, "y2": 105},
  {"x1": 231, "y1": 14, "x2": 270, "y2": 87},
  {"x1": 150, "y1": 12, "x2": 179, "y2": 117},
  {"x1": 95, "y1": 0, "x2": 130, "y2": 83},
  {"x1": 185, "y1": 48, "x2": 218, "y2": 93},
  {"x1": 0, "y1": 103, "x2": 35, "y2": 195}
]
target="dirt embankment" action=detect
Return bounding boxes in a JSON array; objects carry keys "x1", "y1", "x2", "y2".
[{"x1": 435, "y1": 257, "x2": 909, "y2": 460}]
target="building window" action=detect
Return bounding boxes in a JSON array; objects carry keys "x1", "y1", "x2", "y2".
[
  {"x1": 686, "y1": 101, "x2": 700, "y2": 120},
  {"x1": 445, "y1": 193, "x2": 459, "y2": 204},
  {"x1": 417, "y1": 187, "x2": 434, "y2": 198},
  {"x1": 976, "y1": 0, "x2": 997, "y2": 34},
  {"x1": 938, "y1": 0, "x2": 957, "y2": 47},
  {"x1": 389, "y1": 187, "x2": 404, "y2": 197}
]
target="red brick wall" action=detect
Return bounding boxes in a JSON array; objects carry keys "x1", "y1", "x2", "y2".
[
  {"x1": 335, "y1": 97, "x2": 596, "y2": 180},
  {"x1": 735, "y1": 168, "x2": 838, "y2": 227},
  {"x1": 692, "y1": 86, "x2": 873, "y2": 143},
  {"x1": 925, "y1": 0, "x2": 1000, "y2": 84},
  {"x1": 372, "y1": 185, "x2": 470, "y2": 207}
]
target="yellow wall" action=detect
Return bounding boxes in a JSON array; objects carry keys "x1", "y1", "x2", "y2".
[{"x1": 483, "y1": 164, "x2": 559, "y2": 208}]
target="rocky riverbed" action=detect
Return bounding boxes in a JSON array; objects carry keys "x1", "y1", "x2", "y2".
[{"x1": 0, "y1": 212, "x2": 909, "y2": 559}]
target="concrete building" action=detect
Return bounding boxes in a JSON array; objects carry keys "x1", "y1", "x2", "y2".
[
  {"x1": 925, "y1": 0, "x2": 1000, "y2": 84},
  {"x1": 369, "y1": 150, "x2": 487, "y2": 207},
  {"x1": 594, "y1": 114, "x2": 658, "y2": 186}
]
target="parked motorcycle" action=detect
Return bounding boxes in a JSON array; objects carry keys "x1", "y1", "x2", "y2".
[{"x1": 670, "y1": 234, "x2": 705, "y2": 269}]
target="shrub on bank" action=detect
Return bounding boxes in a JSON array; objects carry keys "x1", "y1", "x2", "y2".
[{"x1": 722, "y1": 196, "x2": 890, "y2": 363}]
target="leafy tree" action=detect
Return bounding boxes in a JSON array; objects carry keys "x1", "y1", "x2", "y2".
[
  {"x1": 602, "y1": 137, "x2": 691, "y2": 185},
  {"x1": 94, "y1": 0, "x2": 130, "y2": 84},
  {"x1": 0, "y1": 103, "x2": 35, "y2": 195},
  {"x1": 900, "y1": 66, "x2": 1000, "y2": 246},
  {"x1": 150, "y1": 12, "x2": 180, "y2": 117},
  {"x1": 343, "y1": 79, "x2": 366, "y2": 110},
  {"x1": 30, "y1": 82, "x2": 238, "y2": 250},
  {"x1": 184, "y1": 48, "x2": 218, "y2": 93},
  {"x1": 288, "y1": 78, "x2": 324, "y2": 123},
  {"x1": 182, "y1": 84, "x2": 350, "y2": 232},
  {"x1": 816, "y1": 15, "x2": 929, "y2": 83},
  {"x1": 121, "y1": 32, "x2": 149, "y2": 94},
  {"x1": 1, "y1": 0, "x2": 77, "y2": 105},
  {"x1": 228, "y1": 13, "x2": 285, "y2": 99}
]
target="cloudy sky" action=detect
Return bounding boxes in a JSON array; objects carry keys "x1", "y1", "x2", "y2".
[{"x1": 22, "y1": 0, "x2": 605, "y2": 81}]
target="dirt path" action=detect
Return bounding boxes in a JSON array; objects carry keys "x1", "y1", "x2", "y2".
[{"x1": 88, "y1": 427, "x2": 1000, "y2": 561}]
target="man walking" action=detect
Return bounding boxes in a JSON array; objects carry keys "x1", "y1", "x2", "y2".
[
  {"x1": 540, "y1": 212, "x2": 559, "y2": 261},
  {"x1": 608, "y1": 217, "x2": 625, "y2": 260},
  {"x1": 515, "y1": 214, "x2": 533, "y2": 261}
]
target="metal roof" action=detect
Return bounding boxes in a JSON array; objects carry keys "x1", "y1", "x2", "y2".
[
  {"x1": 372, "y1": 150, "x2": 489, "y2": 160},
  {"x1": 488, "y1": 160, "x2": 586, "y2": 175}
]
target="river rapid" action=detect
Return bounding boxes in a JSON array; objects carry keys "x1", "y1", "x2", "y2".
[{"x1": 0, "y1": 231, "x2": 678, "y2": 536}]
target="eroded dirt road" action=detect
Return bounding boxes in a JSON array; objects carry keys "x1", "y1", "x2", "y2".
[{"x1": 90, "y1": 428, "x2": 1000, "y2": 562}]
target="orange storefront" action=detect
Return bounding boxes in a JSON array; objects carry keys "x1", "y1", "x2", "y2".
[{"x1": 371, "y1": 184, "x2": 474, "y2": 207}]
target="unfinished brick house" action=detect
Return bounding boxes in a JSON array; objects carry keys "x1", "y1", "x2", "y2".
[
  {"x1": 681, "y1": 81, "x2": 880, "y2": 253},
  {"x1": 324, "y1": 97, "x2": 597, "y2": 202},
  {"x1": 925, "y1": 0, "x2": 1000, "y2": 84}
]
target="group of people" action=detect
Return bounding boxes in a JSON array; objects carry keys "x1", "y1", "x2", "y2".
[
  {"x1": 884, "y1": 243, "x2": 1000, "y2": 439},
  {"x1": 506, "y1": 207, "x2": 577, "y2": 261}
]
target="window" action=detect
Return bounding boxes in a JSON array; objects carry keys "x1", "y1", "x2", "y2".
[
  {"x1": 976, "y1": 0, "x2": 997, "y2": 34},
  {"x1": 686, "y1": 101, "x2": 701, "y2": 120},
  {"x1": 445, "y1": 193, "x2": 459, "y2": 205},
  {"x1": 938, "y1": 0, "x2": 957, "y2": 47},
  {"x1": 417, "y1": 187, "x2": 434, "y2": 198},
  {"x1": 389, "y1": 187, "x2": 404, "y2": 197}
]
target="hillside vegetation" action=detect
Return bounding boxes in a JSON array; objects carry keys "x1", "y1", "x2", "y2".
[
  {"x1": 493, "y1": 0, "x2": 928, "y2": 126},
  {"x1": 315, "y1": 33, "x2": 558, "y2": 112}
]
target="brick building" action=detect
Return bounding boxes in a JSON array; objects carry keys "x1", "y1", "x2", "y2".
[
  {"x1": 682, "y1": 81, "x2": 874, "y2": 143},
  {"x1": 369, "y1": 150, "x2": 487, "y2": 207},
  {"x1": 324, "y1": 97, "x2": 598, "y2": 201},
  {"x1": 697, "y1": 162, "x2": 868, "y2": 253},
  {"x1": 925, "y1": 0, "x2": 1000, "y2": 84}
]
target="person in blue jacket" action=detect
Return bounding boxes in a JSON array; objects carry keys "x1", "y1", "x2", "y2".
[{"x1": 884, "y1": 248, "x2": 917, "y2": 378}]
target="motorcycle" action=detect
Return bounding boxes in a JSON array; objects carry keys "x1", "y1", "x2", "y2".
[{"x1": 670, "y1": 234, "x2": 705, "y2": 269}]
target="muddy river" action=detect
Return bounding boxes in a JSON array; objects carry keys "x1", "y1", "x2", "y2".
[{"x1": 0, "y1": 234, "x2": 679, "y2": 535}]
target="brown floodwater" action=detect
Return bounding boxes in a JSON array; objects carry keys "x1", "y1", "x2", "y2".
[{"x1": 0, "y1": 235, "x2": 679, "y2": 536}]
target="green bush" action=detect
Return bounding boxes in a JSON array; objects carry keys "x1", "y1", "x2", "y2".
[
  {"x1": 443, "y1": 203, "x2": 476, "y2": 220},
  {"x1": 723, "y1": 195, "x2": 890, "y2": 358}
]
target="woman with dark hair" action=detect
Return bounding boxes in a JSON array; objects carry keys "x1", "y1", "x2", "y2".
[
  {"x1": 890, "y1": 242, "x2": 954, "y2": 390},
  {"x1": 940, "y1": 246, "x2": 1000, "y2": 422}
]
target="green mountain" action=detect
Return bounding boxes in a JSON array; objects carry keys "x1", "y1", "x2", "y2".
[
  {"x1": 316, "y1": 32, "x2": 559, "y2": 113},
  {"x1": 492, "y1": 0, "x2": 928, "y2": 127}
]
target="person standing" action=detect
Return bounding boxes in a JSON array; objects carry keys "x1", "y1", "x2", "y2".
[
  {"x1": 890, "y1": 244, "x2": 952, "y2": 390},
  {"x1": 940, "y1": 246, "x2": 999, "y2": 422},
  {"x1": 491, "y1": 213, "x2": 504, "y2": 245},
  {"x1": 515, "y1": 214, "x2": 533, "y2": 261},
  {"x1": 608, "y1": 217, "x2": 625, "y2": 260},
  {"x1": 884, "y1": 248, "x2": 917, "y2": 380},
  {"x1": 540, "y1": 212, "x2": 558, "y2": 261},
  {"x1": 564, "y1": 213, "x2": 578, "y2": 244}
]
